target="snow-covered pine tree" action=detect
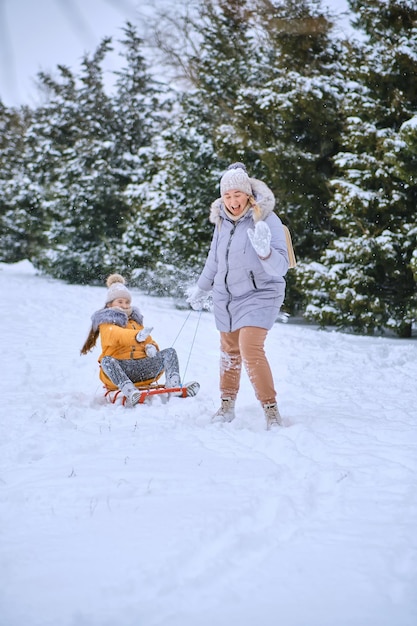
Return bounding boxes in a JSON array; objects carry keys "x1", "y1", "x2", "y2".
[
  {"x1": 128, "y1": 101, "x2": 220, "y2": 276},
  {"x1": 32, "y1": 38, "x2": 135, "y2": 284},
  {"x1": 112, "y1": 22, "x2": 182, "y2": 279},
  {"x1": 157, "y1": 0, "x2": 255, "y2": 270},
  {"x1": 300, "y1": 0, "x2": 417, "y2": 337},
  {"x1": 126, "y1": 0, "x2": 256, "y2": 284},
  {"x1": 0, "y1": 102, "x2": 46, "y2": 262},
  {"x1": 223, "y1": 0, "x2": 345, "y2": 262},
  {"x1": 155, "y1": 0, "x2": 346, "y2": 307},
  {"x1": 390, "y1": 114, "x2": 417, "y2": 315}
]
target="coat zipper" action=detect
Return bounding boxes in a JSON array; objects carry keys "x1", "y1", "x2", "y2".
[{"x1": 224, "y1": 223, "x2": 236, "y2": 331}]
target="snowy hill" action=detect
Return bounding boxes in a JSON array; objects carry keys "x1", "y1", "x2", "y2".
[{"x1": 1, "y1": 260, "x2": 416, "y2": 626}]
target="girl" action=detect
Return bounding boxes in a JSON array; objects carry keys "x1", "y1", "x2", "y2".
[{"x1": 81, "y1": 274, "x2": 199, "y2": 406}]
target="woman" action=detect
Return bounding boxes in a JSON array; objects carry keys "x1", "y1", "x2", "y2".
[
  {"x1": 81, "y1": 273, "x2": 199, "y2": 406},
  {"x1": 187, "y1": 163, "x2": 288, "y2": 429}
]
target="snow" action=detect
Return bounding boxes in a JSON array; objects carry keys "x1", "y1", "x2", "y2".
[
  {"x1": 401, "y1": 115, "x2": 417, "y2": 131},
  {"x1": 1, "y1": 259, "x2": 417, "y2": 626}
]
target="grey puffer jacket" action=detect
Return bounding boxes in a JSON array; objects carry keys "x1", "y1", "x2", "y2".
[{"x1": 197, "y1": 178, "x2": 289, "y2": 332}]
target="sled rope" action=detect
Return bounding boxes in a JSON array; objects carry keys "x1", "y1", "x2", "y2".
[
  {"x1": 170, "y1": 309, "x2": 193, "y2": 348},
  {"x1": 181, "y1": 310, "x2": 202, "y2": 382},
  {"x1": 172, "y1": 309, "x2": 202, "y2": 382},
  {"x1": 138, "y1": 312, "x2": 194, "y2": 388}
]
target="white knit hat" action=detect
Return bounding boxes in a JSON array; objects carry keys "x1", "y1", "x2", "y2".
[
  {"x1": 220, "y1": 162, "x2": 252, "y2": 196},
  {"x1": 105, "y1": 274, "x2": 132, "y2": 304}
]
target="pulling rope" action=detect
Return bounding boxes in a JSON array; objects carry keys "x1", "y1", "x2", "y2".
[
  {"x1": 170, "y1": 309, "x2": 193, "y2": 348},
  {"x1": 170, "y1": 309, "x2": 203, "y2": 383},
  {"x1": 138, "y1": 308, "x2": 202, "y2": 390},
  {"x1": 134, "y1": 310, "x2": 196, "y2": 390},
  {"x1": 181, "y1": 310, "x2": 202, "y2": 382}
]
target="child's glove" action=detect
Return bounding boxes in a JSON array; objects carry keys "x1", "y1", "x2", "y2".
[
  {"x1": 145, "y1": 344, "x2": 157, "y2": 358},
  {"x1": 186, "y1": 286, "x2": 210, "y2": 311},
  {"x1": 136, "y1": 327, "x2": 153, "y2": 342},
  {"x1": 247, "y1": 221, "x2": 271, "y2": 259}
]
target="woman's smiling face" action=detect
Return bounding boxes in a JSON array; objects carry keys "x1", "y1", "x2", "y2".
[{"x1": 222, "y1": 190, "x2": 250, "y2": 216}]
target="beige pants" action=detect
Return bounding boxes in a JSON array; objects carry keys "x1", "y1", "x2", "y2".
[{"x1": 219, "y1": 327, "x2": 276, "y2": 405}]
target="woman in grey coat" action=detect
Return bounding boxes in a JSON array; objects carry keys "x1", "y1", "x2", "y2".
[{"x1": 187, "y1": 163, "x2": 289, "y2": 429}]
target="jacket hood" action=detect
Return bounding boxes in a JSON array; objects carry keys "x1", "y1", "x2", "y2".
[
  {"x1": 209, "y1": 177, "x2": 276, "y2": 226},
  {"x1": 91, "y1": 305, "x2": 143, "y2": 332}
]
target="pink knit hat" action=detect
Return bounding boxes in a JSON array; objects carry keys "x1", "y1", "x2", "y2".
[{"x1": 105, "y1": 274, "x2": 132, "y2": 304}]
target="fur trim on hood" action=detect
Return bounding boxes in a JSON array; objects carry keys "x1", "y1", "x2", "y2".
[
  {"x1": 209, "y1": 177, "x2": 276, "y2": 227},
  {"x1": 91, "y1": 306, "x2": 143, "y2": 332}
]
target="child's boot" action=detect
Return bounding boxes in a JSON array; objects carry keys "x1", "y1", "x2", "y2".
[
  {"x1": 121, "y1": 382, "x2": 140, "y2": 407},
  {"x1": 166, "y1": 373, "x2": 200, "y2": 398},
  {"x1": 179, "y1": 381, "x2": 200, "y2": 397}
]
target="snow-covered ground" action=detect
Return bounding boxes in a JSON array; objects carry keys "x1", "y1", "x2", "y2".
[{"x1": 1, "y1": 260, "x2": 416, "y2": 626}]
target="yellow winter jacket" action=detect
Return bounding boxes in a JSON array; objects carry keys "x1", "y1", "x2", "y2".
[{"x1": 91, "y1": 306, "x2": 160, "y2": 389}]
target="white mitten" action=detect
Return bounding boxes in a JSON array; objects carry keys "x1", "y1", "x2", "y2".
[
  {"x1": 186, "y1": 285, "x2": 210, "y2": 311},
  {"x1": 136, "y1": 327, "x2": 153, "y2": 342},
  {"x1": 247, "y1": 221, "x2": 271, "y2": 258},
  {"x1": 145, "y1": 344, "x2": 157, "y2": 358}
]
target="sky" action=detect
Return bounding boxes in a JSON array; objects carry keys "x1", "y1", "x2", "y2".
[
  {"x1": 1, "y1": 259, "x2": 416, "y2": 626},
  {"x1": 0, "y1": 0, "x2": 352, "y2": 108}
]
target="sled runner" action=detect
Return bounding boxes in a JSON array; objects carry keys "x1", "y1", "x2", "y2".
[{"x1": 104, "y1": 382, "x2": 193, "y2": 406}]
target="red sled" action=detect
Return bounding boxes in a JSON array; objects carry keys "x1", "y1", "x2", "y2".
[{"x1": 104, "y1": 383, "x2": 189, "y2": 406}]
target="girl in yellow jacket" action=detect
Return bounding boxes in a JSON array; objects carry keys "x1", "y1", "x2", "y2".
[{"x1": 81, "y1": 274, "x2": 199, "y2": 406}]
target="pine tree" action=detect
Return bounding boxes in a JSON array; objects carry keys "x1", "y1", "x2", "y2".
[
  {"x1": 147, "y1": 0, "x2": 346, "y2": 306},
  {"x1": 391, "y1": 114, "x2": 417, "y2": 311},
  {"x1": 300, "y1": 0, "x2": 417, "y2": 337},
  {"x1": 128, "y1": 0, "x2": 256, "y2": 284},
  {"x1": 112, "y1": 23, "x2": 178, "y2": 277},
  {"x1": 27, "y1": 29, "x2": 165, "y2": 285},
  {"x1": 36, "y1": 38, "x2": 132, "y2": 283},
  {"x1": 0, "y1": 102, "x2": 49, "y2": 263},
  {"x1": 227, "y1": 0, "x2": 345, "y2": 259},
  {"x1": 1, "y1": 22, "x2": 184, "y2": 289},
  {"x1": 139, "y1": 98, "x2": 220, "y2": 270}
]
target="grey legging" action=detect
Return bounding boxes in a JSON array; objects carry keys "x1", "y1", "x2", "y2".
[{"x1": 101, "y1": 347, "x2": 180, "y2": 389}]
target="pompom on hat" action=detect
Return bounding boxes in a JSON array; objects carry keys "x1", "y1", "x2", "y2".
[
  {"x1": 220, "y1": 162, "x2": 252, "y2": 197},
  {"x1": 105, "y1": 274, "x2": 132, "y2": 304}
]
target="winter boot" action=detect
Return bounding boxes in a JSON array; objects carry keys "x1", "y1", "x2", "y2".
[
  {"x1": 166, "y1": 372, "x2": 200, "y2": 398},
  {"x1": 166, "y1": 372, "x2": 181, "y2": 388},
  {"x1": 180, "y1": 381, "x2": 200, "y2": 397},
  {"x1": 263, "y1": 402, "x2": 282, "y2": 430},
  {"x1": 212, "y1": 398, "x2": 236, "y2": 423},
  {"x1": 121, "y1": 382, "x2": 141, "y2": 408}
]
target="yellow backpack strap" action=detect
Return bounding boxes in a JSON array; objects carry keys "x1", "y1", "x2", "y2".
[{"x1": 282, "y1": 224, "x2": 297, "y2": 268}]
